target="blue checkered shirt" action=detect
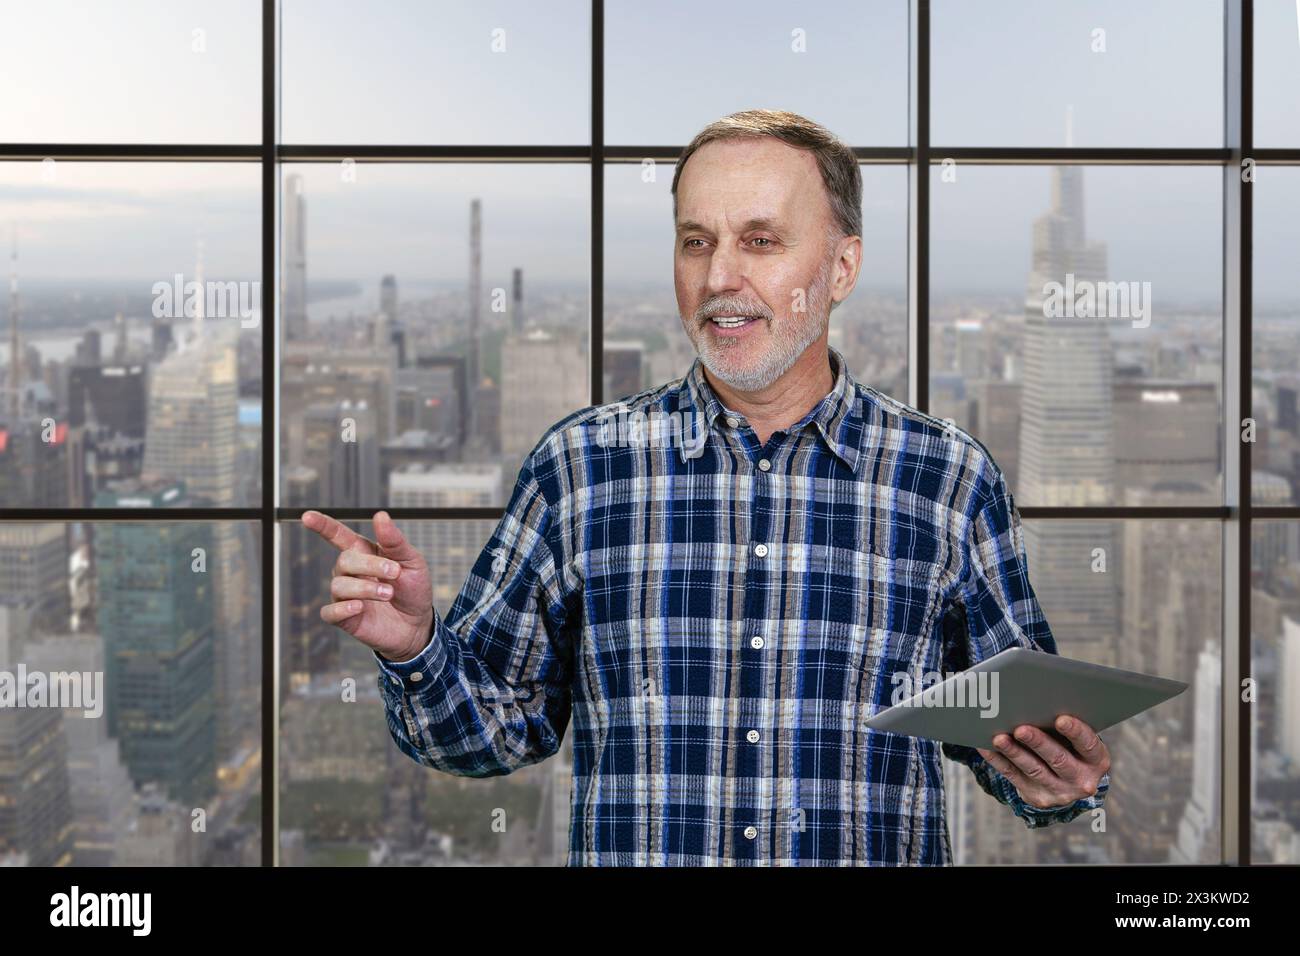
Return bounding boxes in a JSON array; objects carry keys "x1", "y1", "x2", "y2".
[{"x1": 375, "y1": 345, "x2": 1109, "y2": 865}]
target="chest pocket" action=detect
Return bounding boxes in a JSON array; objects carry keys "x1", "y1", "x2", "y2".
[{"x1": 815, "y1": 523, "x2": 940, "y2": 681}]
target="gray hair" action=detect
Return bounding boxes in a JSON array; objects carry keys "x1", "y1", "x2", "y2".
[{"x1": 670, "y1": 109, "x2": 863, "y2": 245}]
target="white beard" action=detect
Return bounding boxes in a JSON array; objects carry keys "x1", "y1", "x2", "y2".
[{"x1": 690, "y1": 255, "x2": 834, "y2": 393}]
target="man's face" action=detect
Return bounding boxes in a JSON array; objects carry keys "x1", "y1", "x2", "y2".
[{"x1": 674, "y1": 136, "x2": 851, "y2": 392}]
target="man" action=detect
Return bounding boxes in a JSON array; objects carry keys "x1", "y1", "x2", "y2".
[{"x1": 303, "y1": 109, "x2": 1110, "y2": 865}]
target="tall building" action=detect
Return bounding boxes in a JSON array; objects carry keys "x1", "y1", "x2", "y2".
[
  {"x1": 380, "y1": 274, "x2": 397, "y2": 325},
  {"x1": 68, "y1": 361, "x2": 149, "y2": 436},
  {"x1": 511, "y1": 267, "x2": 524, "y2": 335},
  {"x1": 281, "y1": 354, "x2": 395, "y2": 473},
  {"x1": 5, "y1": 227, "x2": 22, "y2": 424},
  {"x1": 142, "y1": 311, "x2": 257, "y2": 763},
  {"x1": 282, "y1": 466, "x2": 337, "y2": 684},
  {"x1": 25, "y1": 633, "x2": 136, "y2": 866},
  {"x1": 388, "y1": 463, "x2": 502, "y2": 607},
  {"x1": 142, "y1": 321, "x2": 239, "y2": 501},
  {"x1": 1280, "y1": 616, "x2": 1300, "y2": 767},
  {"x1": 94, "y1": 478, "x2": 218, "y2": 808},
  {"x1": 0, "y1": 604, "x2": 76, "y2": 867},
  {"x1": 283, "y1": 173, "x2": 309, "y2": 342},
  {"x1": 1113, "y1": 379, "x2": 1218, "y2": 496},
  {"x1": 0, "y1": 522, "x2": 70, "y2": 635},
  {"x1": 378, "y1": 274, "x2": 406, "y2": 367},
  {"x1": 303, "y1": 398, "x2": 380, "y2": 507},
  {"x1": 1015, "y1": 162, "x2": 1118, "y2": 665},
  {"x1": 1170, "y1": 642, "x2": 1221, "y2": 863},
  {"x1": 467, "y1": 198, "x2": 482, "y2": 406},
  {"x1": 500, "y1": 328, "x2": 588, "y2": 474},
  {"x1": 0, "y1": 417, "x2": 72, "y2": 509},
  {"x1": 1019, "y1": 163, "x2": 1113, "y2": 507}
]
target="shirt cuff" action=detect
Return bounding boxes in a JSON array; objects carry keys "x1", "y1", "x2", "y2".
[
  {"x1": 373, "y1": 611, "x2": 447, "y2": 692},
  {"x1": 1016, "y1": 771, "x2": 1110, "y2": 828}
]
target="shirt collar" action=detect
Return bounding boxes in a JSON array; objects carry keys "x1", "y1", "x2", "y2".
[{"x1": 676, "y1": 344, "x2": 864, "y2": 473}]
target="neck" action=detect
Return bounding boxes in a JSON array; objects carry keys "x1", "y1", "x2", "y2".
[{"x1": 704, "y1": 340, "x2": 836, "y2": 446}]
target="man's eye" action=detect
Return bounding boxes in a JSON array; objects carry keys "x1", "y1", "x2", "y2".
[
  {"x1": 749, "y1": 237, "x2": 773, "y2": 248},
  {"x1": 683, "y1": 238, "x2": 706, "y2": 249}
]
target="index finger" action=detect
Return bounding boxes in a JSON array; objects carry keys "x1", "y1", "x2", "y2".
[
  {"x1": 301, "y1": 510, "x2": 375, "y2": 555},
  {"x1": 1053, "y1": 715, "x2": 1107, "y2": 766},
  {"x1": 1007, "y1": 723, "x2": 1082, "y2": 784}
]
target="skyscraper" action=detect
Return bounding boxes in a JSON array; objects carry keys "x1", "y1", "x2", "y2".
[
  {"x1": 6, "y1": 227, "x2": 22, "y2": 424},
  {"x1": 93, "y1": 479, "x2": 218, "y2": 808},
  {"x1": 141, "y1": 271, "x2": 257, "y2": 764},
  {"x1": 470, "y1": 196, "x2": 486, "y2": 395},
  {"x1": 283, "y1": 173, "x2": 308, "y2": 342},
  {"x1": 1015, "y1": 161, "x2": 1118, "y2": 666}
]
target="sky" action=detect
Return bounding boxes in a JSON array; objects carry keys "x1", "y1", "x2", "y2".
[{"x1": 0, "y1": 0, "x2": 1297, "y2": 301}]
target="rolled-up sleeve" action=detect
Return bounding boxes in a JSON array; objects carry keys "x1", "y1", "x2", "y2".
[
  {"x1": 374, "y1": 445, "x2": 580, "y2": 777},
  {"x1": 940, "y1": 459, "x2": 1110, "y2": 829}
]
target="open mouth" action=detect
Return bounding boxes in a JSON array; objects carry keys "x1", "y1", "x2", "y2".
[{"x1": 707, "y1": 315, "x2": 762, "y2": 329}]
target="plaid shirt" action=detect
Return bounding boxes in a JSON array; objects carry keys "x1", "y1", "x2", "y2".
[{"x1": 375, "y1": 345, "x2": 1109, "y2": 865}]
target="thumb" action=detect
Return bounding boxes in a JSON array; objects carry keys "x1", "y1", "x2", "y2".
[{"x1": 371, "y1": 511, "x2": 422, "y2": 566}]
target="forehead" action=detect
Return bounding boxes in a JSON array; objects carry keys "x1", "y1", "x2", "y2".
[{"x1": 675, "y1": 136, "x2": 828, "y2": 230}]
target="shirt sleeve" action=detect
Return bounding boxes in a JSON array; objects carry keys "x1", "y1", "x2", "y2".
[
  {"x1": 940, "y1": 460, "x2": 1110, "y2": 829},
  {"x1": 373, "y1": 447, "x2": 580, "y2": 777}
]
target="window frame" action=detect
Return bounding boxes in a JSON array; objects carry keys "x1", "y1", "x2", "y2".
[{"x1": 0, "y1": 0, "x2": 1292, "y2": 867}]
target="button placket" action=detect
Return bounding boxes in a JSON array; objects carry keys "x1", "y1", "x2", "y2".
[{"x1": 737, "y1": 427, "x2": 776, "y2": 864}]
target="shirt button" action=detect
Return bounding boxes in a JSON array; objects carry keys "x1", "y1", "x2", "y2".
[
  {"x1": 409, "y1": 671, "x2": 424, "y2": 682},
  {"x1": 743, "y1": 826, "x2": 758, "y2": 840},
  {"x1": 753, "y1": 543, "x2": 768, "y2": 558},
  {"x1": 750, "y1": 635, "x2": 764, "y2": 649},
  {"x1": 746, "y1": 729, "x2": 760, "y2": 744},
  {"x1": 758, "y1": 458, "x2": 771, "y2": 471},
  {"x1": 726, "y1": 416, "x2": 740, "y2": 428}
]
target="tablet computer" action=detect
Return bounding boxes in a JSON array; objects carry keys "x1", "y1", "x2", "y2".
[{"x1": 863, "y1": 646, "x2": 1188, "y2": 749}]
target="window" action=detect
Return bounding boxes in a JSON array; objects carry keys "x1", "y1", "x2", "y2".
[{"x1": 0, "y1": 0, "x2": 1291, "y2": 867}]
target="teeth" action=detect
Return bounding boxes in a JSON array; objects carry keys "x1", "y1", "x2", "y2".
[{"x1": 711, "y1": 316, "x2": 754, "y2": 328}]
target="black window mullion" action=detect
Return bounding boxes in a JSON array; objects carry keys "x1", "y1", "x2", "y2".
[{"x1": 262, "y1": 0, "x2": 278, "y2": 868}]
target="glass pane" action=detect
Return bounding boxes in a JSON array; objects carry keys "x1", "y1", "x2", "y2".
[
  {"x1": 279, "y1": 163, "x2": 589, "y2": 509},
  {"x1": 604, "y1": 162, "x2": 908, "y2": 401},
  {"x1": 0, "y1": 0, "x2": 260, "y2": 144},
  {"x1": 281, "y1": 0, "x2": 589, "y2": 145},
  {"x1": 1253, "y1": 166, "x2": 1300, "y2": 506},
  {"x1": 279, "y1": 517, "x2": 569, "y2": 865},
  {"x1": 1252, "y1": 519, "x2": 1300, "y2": 862},
  {"x1": 606, "y1": 0, "x2": 908, "y2": 146},
  {"x1": 929, "y1": 164, "x2": 1223, "y2": 507},
  {"x1": 932, "y1": 0, "x2": 1223, "y2": 147},
  {"x1": 0, "y1": 162, "x2": 263, "y2": 508},
  {"x1": 1255, "y1": 0, "x2": 1300, "y2": 147},
  {"x1": 0, "y1": 519, "x2": 262, "y2": 866},
  {"x1": 946, "y1": 518, "x2": 1221, "y2": 864}
]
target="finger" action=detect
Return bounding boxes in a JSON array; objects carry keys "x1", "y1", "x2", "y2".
[
  {"x1": 320, "y1": 600, "x2": 365, "y2": 625},
  {"x1": 991, "y1": 733, "x2": 1051, "y2": 783},
  {"x1": 372, "y1": 511, "x2": 423, "y2": 566},
  {"x1": 1054, "y1": 715, "x2": 1109, "y2": 768},
  {"x1": 1010, "y1": 723, "x2": 1083, "y2": 785},
  {"x1": 330, "y1": 576, "x2": 395, "y2": 603},
  {"x1": 978, "y1": 746, "x2": 1028, "y2": 787},
  {"x1": 302, "y1": 510, "x2": 375, "y2": 555},
  {"x1": 335, "y1": 549, "x2": 402, "y2": 581}
]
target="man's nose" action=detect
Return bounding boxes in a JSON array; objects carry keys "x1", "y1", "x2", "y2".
[{"x1": 704, "y1": 240, "x2": 746, "y2": 297}]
